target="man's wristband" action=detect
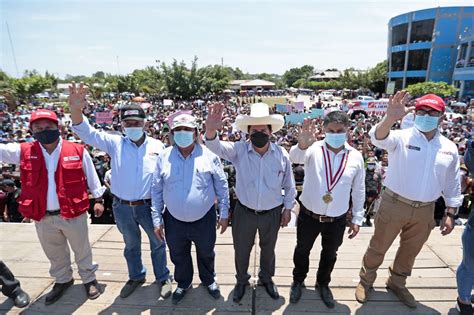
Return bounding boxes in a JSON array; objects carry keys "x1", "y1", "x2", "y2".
[{"x1": 95, "y1": 198, "x2": 104, "y2": 204}]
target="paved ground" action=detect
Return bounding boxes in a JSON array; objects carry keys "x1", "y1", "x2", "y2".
[{"x1": 0, "y1": 222, "x2": 464, "y2": 314}]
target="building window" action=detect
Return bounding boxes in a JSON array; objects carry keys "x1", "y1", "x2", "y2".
[
  {"x1": 410, "y1": 19, "x2": 435, "y2": 43},
  {"x1": 394, "y1": 78, "x2": 403, "y2": 90},
  {"x1": 392, "y1": 23, "x2": 408, "y2": 46},
  {"x1": 469, "y1": 42, "x2": 474, "y2": 67},
  {"x1": 457, "y1": 43, "x2": 468, "y2": 68},
  {"x1": 407, "y1": 49, "x2": 430, "y2": 71},
  {"x1": 406, "y1": 77, "x2": 425, "y2": 87},
  {"x1": 391, "y1": 51, "x2": 406, "y2": 71}
]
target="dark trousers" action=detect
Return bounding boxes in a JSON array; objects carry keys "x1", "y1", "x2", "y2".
[
  {"x1": 164, "y1": 208, "x2": 217, "y2": 289},
  {"x1": 292, "y1": 206, "x2": 346, "y2": 286},
  {"x1": 232, "y1": 201, "x2": 282, "y2": 285},
  {"x1": 0, "y1": 261, "x2": 21, "y2": 298}
]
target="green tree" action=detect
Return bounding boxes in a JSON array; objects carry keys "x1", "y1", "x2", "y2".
[
  {"x1": 405, "y1": 81, "x2": 458, "y2": 97},
  {"x1": 282, "y1": 65, "x2": 314, "y2": 87},
  {"x1": 367, "y1": 60, "x2": 387, "y2": 94}
]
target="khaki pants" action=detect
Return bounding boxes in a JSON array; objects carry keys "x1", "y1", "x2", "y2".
[
  {"x1": 35, "y1": 212, "x2": 97, "y2": 284},
  {"x1": 359, "y1": 190, "x2": 436, "y2": 289}
]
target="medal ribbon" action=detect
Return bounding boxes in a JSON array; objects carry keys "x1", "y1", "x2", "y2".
[{"x1": 322, "y1": 146, "x2": 349, "y2": 193}]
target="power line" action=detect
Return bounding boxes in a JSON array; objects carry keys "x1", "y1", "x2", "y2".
[{"x1": 6, "y1": 21, "x2": 20, "y2": 77}]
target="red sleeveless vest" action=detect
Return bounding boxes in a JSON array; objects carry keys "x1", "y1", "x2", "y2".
[{"x1": 18, "y1": 141, "x2": 90, "y2": 220}]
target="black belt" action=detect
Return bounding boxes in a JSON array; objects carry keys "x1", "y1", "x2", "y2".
[
  {"x1": 45, "y1": 210, "x2": 61, "y2": 216},
  {"x1": 116, "y1": 197, "x2": 151, "y2": 206},
  {"x1": 301, "y1": 207, "x2": 346, "y2": 223},
  {"x1": 237, "y1": 201, "x2": 280, "y2": 215}
]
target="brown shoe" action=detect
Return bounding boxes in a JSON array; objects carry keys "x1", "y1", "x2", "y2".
[
  {"x1": 355, "y1": 282, "x2": 372, "y2": 303},
  {"x1": 386, "y1": 282, "x2": 417, "y2": 308},
  {"x1": 84, "y1": 280, "x2": 101, "y2": 300}
]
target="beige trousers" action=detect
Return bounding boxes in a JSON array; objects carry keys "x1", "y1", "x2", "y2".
[
  {"x1": 35, "y1": 212, "x2": 97, "y2": 284},
  {"x1": 359, "y1": 190, "x2": 436, "y2": 288}
]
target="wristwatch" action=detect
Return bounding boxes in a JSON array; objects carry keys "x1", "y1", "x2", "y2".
[{"x1": 95, "y1": 198, "x2": 104, "y2": 204}]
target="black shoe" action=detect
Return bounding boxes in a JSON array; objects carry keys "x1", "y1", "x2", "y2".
[
  {"x1": 172, "y1": 285, "x2": 191, "y2": 305},
  {"x1": 457, "y1": 298, "x2": 473, "y2": 315},
  {"x1": 84, "y1": 280, "x2": 101, "y2": 300},
  {"x1": 120, "y1": 278, "x2": 145, "y2": 298},
  {"x1": 207, "y1": 282, "x2": 221, "y2": 299},
  {"x1": 317, "y1": 284, "x2": 335, "y2": 309},
  {"x1": 13, "y1": 289, "x2": 30, "y2": 308},
  {"x1": 290, "y1": 281, "x2": 304, "y2": 304},
  {"x1": 232, "y1": 283, "x2": 246, "y2": 303},
  {"x1": 45, "y1": 279, "x2": 74, "y2": 305},
  {"x1": 365, "y1": 218, "x2": 372, "y2": 227},
  {"x1": 262, "y1": 281, "x2": 279, "y2": 300}
]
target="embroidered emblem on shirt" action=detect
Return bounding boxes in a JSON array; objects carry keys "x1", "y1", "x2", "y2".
[
  {"x1": 438, "y1": 151, "x2": 453, "y2": 156},
  {"x1": 63, "y1": 156, "x2": 80, "y2": 162},
  {"x1": 406, "y1": 145, "x2": 421, "y2": 151}
]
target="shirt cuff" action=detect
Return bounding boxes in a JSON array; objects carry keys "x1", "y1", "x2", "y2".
[
  {"x1": 284, "y1": 200, "x2": 296, "y2": 210},
  {"x1": 218, "y1": 207, "x2": 229, "y2": 219},
  {"x1": 71, "y1": 116, "x2": 90, "y2": 131},
  {"x1": 90, "y1": 186, "x2": 106, "y2": 198},
  {"x1": 444, "y1": 196, "x2": 463, "y2": 208},
  {"x1": 351, "y1": 213, "x2": 364, "y2": 226}
]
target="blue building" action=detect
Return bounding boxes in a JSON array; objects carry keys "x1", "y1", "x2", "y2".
[{"x1": 387, "y1": 6, "x2": 474, "y2": 97}]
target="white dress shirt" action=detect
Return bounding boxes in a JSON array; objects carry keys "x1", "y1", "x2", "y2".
[
  {"x1": 72, "y1": 117, "x2": 165, "y2": 200},
  {"x1": 0, "y1": 139, "x2": 105, "y2": 211},
  {"x1": 205, "y1": 137, "x2": 296, "y2": 211},
  {"x1": 289, "y1": 141, "x2": 365, "y2": 225},
  {"x1": 369, "y1": 125, "x2": 462, "y2": 207}
]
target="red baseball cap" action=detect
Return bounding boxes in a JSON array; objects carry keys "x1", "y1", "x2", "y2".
[
  {"x1": 29, "y1": 109, "x2": 58, "y2": 124},
  {"x1": 415, "y1": 94, "x2": 445, "y2": 112}
]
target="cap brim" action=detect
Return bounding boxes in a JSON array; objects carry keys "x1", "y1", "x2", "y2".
[
  {"x1": 172, "y1": 123, "x2": 197, "y2": 129},
  {"x1": 121, "y1": 117, "x2": 144, "y2": 121}
]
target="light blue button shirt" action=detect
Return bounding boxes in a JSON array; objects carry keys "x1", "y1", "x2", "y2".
[
  {"x1": 205, "y1": 137, "x2": 296, "y2": 211},
  {"x1": 151, "y1": 144, "x2": 229, "y2": 226},
  {"x1": 72, "y1": 118, "x2": 164, "y2": 200}
]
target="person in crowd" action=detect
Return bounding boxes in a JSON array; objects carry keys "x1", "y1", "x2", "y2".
[
  {"x1": 0, "y1": 109, "x2": 105, "y2": 305},
  {"x1": 68, "y1": 83, "x2": 172, "y2": 300},
  {"x1": 364, "y1": 157, "x2": 382, "y2": 226},
  {"x1": 1, "y1": 179, "x2": 24, "y2": 223},
  {"x1": 205, "y1": 102, "x2": 296, "y2": 303},
  {"x1": 288, "y1": 112, "x2": 365, "y2": 308},
  {"x1": 355, "y1": 92, "x2": 462, "y2": 309},
  {"x1": 151, "y1": 113, "x2": 229, "y2": 304}
]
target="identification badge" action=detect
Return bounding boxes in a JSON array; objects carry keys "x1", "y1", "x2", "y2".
[
  {"x1": 64, "y1": 156, "x2": 80, "y2": 162},
  {"x1": 406, "y1": 145, "x2": 421, "y2": 151}
]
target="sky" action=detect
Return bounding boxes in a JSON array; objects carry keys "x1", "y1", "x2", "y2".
[{"x1": 1, "y1": 0, "x2": 473, "y2": 78}]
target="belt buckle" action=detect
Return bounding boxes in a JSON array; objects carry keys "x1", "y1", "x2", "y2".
[{"x1": 319, "y1": 216, "x2": 327, "y2": 223}]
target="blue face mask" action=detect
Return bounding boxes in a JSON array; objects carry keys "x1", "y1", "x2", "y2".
[
  {"x1": 414, "y1": 115, "x2": 439, "y2": 132},
  {"x1": 325, "y1": 132, "x2": 346, "y2": 149},
  {"x1": 123, "y1": 127, "x2": 144, "y2": 141},
  {"x1": 173, "y1": 131, "x2": 194, "y2": 148}
]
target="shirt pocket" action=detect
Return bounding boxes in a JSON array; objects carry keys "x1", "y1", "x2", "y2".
[
  {"x1": 62, "y1": 161, "x2": 84, "y2": 185},
  {"x1": 264, "y1": 165, "x2": 284, "y2": 192},
  {"x1": 195, "y1": 168, "x2": 213, "y2": 190}
]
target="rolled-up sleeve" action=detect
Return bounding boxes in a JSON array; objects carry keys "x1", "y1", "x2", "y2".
[
  {"x1": 151, "y1": 154, "x2": 165, "y2": 227},
  {"x1": 443, "y1": 151, "x2": 463, "y2": 208},
  {"x1": 211, "y1": 154, "x2": 230, "y2": 219},
  {"x1": 369, "y1": 124, "x2": 399, "y2": 153},
  {"x1": 0, "y1": 143, "x2": 21, "y2": 165},
  {"x1": 350, "y1": 155, "x2": 366, "y2": 226},
  {"x1": 71, "y1": 116, "x2": 117, "y2": 154},
  {"x1": 289, "y1": 145, "x2": 306, "y2": 164},
  {"x1": 82, "y1": 149, "x2": 106, "y2": 198},
  {"x1": 282, "y1": 150, "x2": 297, "y2": 210}
]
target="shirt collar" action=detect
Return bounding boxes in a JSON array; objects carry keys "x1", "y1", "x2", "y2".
[
  {"x1": 412, "y1": 127, "x2": 441, "y2": 143},
  {"x1": 39, "y1": 137, "x2": 62, "y2": 156},
  {"x1": 246, "y1": 141, "x2": 276, "y2": 153},
  {"x1": 174, "y1": 143, "x2": 200, "y2": 160}
]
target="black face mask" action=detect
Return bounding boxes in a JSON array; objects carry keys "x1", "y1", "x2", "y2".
[
  {"x1": 250, "y1": 131, "x2": 269, "y2": 148},
  {"x1": 33, "y1": 129, "x2": 60, "y2": 145}
]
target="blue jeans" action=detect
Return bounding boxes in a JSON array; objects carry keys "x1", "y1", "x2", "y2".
[
  {"x1": 113, "y1": 198, "x2": 170, "y2": 282},
  {"x1": 163, "y1": 208, "x2": 216, "y2": 289},
  {"x1": 457, "y1": 212, "x2": 474, "y2": 302}
]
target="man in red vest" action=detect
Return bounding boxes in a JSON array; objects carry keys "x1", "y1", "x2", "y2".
[{"x1": 0, "y1": 109, "x2": 106, "y2": 305}]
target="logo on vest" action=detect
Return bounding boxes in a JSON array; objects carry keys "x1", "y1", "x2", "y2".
[
  {"x1": 27, "y1": 155, "x2": 39, "y2": 159},
  {"x1": 63, "y1": 156, "x2": 80, "y2": 162}
]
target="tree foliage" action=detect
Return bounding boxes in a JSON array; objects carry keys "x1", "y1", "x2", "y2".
[{"x1": 405, "y1": 81, "x2": 458, "y2": 97}]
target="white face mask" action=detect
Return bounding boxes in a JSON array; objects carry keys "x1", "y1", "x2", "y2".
[{"x1": 123, "y1": 127, "x2": 144, "y2": 141}]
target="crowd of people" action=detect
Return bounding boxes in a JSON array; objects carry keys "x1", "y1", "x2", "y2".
[{"x1": 0, "y1": 86, "x2": 473, "y2": 313}]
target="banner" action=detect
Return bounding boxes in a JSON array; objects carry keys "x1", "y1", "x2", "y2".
[
  {"x1": 293, "y1": 101, "x2": 305, "y2": 111},
  {"x1": 95, "y1": 111, "x2": 114, "y2": 124},
  {"x1": 309, "y1": 109, "x2": 325, "y2": 118},
  {"x1": 276, "y1": 104, "x2": 290, "y2": 113}
]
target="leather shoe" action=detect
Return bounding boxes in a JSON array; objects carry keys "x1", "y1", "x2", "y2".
[
  {"x1": 45, "y1": 279, "x2": 74, "y2": 305},
  {"x1": 290, "y1": 281, "x2": 304, "y2": 304},
  {"x1": 13, "y1": 289, "x2": 30, "y2": 308},
  {"x1": 84, "y1": 280, "x2": 101, "y2": 300},
  {"x1": 317, "y1": 283, "x2": 335, "y2": 309},
  {"x1": 232, "y1": 283, "x2": 246, "y2": 303},
  {"x1": 261, "y1": 281, "x2": 279, "y2": 300},
  {"x1": 386, "y1": 281, "x2": 417, "y2": 308},
  {"x1": 355, "y1": 282, "x2": 372, "y2": 303},
  {"x1": 120, "y1": 278, "x2": 146, "y2": 298}
]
